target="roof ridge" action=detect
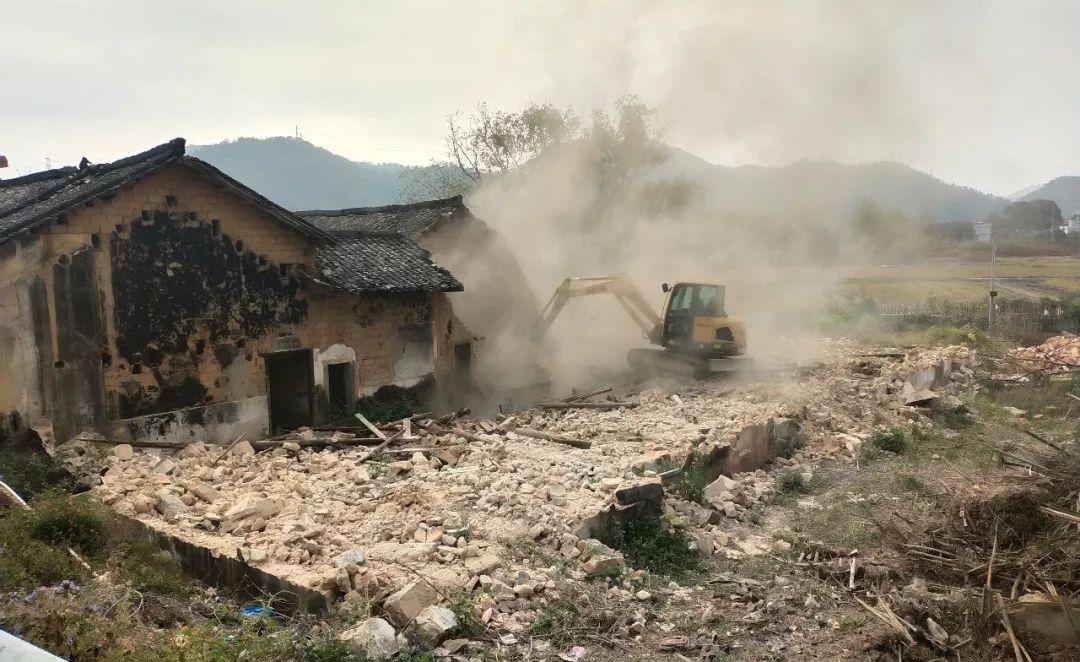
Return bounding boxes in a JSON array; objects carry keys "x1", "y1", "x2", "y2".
[
  {"x1": 0, "y1": 166, "x2": 79, "y2": 187},
  {"x1": 0, "y1": 138, "x2": 187, "y2": 242},
  {"x1": 296, "y1": 194, "x2": 464, "y2": 217},
  {"x1": 85, "y1": 137, "x2": 186, "y2": 175}
]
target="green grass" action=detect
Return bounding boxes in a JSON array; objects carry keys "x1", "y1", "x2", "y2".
[
  {"x1": 771, "y1": 470, "x2": 829, "y2": 506},
  {"x1": 603, "y1": 518, "x2": 706, "y2": 583},
  {"x1": 922, "y1": 325, "x2": 990, "y2": 348},
  {"x1": 446, "y1": 589, "x2": 484, "y2": 638},
  {"x1": 894, "y1": 474, "x2": 933, "y2": 496},
  {"x1": 667, "y1": 451, "x2": 710, "y2": 504},
  {"x1": 869, "y1": 428, "x2": 907, "y2": 454},
  {"x1": 0, "y1": 491, "x2": 191, "y2": 597},
  {"x1": 529, "y1": 601, "x2": 580, "y2": 646}
]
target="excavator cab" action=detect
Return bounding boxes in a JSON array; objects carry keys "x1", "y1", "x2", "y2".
[{"x1": 659, "y1": 282, "x2": 744, "y2": 357}]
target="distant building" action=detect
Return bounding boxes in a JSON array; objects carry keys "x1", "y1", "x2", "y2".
[
  {"x1": 973, "y1": 221, "x2": 993, "y2": 242},
  {"x1": 1064, "y1": 213, "x2": 1080, "y2": 235}
]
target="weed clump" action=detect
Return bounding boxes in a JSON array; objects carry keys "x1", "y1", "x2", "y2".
[
  {"x1": 870, "y1": 428, "x2": 907, "y2": 454},
  {"x1": 772, "y1": 470, "x2": 827, "y2": 505},
  {"x1": 446, "y1": 590, "x2": 484, "y2": 638},
  {"x1": 669, "y1": 451, "x2": 710, "y2": 504},
  {"x1": 923, "y1": 325, "x2": 989, "y2": 348},
  {"x1": 603, "y1": 518, "x2": 705, "y2": 583},
  {"x1": 529, "y1": 600, "x2": 580, "y2": 646}
]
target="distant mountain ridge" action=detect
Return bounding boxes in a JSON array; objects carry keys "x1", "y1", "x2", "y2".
[
  {"x1": 189, "y1": 137, "x2": 405, "y2": 210},
  {"x1": 191, "y1": 136, "x2": 1036, "y2": 223},
  {"x1": 1020, "y1": 176, "x2": 1080, "y2": 216}
]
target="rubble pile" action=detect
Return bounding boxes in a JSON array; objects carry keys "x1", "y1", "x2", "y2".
[
  {"x1": 1007, "y1": 332, "x2": 1080, "y2": 373},
  {"x1": 91, "y1": 341, "x2": 979, "y2": 654}
]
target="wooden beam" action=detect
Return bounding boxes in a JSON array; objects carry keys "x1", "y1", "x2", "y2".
[
  {"x1": 562, "y1": 386, "x2": 612, "y2": 403},
  {"x1": 539, "y1": 401, "x2": 637, "y2": 410},
  {"x1": 515, "y1": 427, "x2": 591, "y2": 449}
]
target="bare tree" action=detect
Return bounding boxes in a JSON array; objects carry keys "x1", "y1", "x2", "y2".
[{"x1": 402, "y1": 95, "x2": 659, "y2": 202}]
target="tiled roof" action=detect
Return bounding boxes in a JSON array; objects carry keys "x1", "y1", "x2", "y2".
[
  {"x1": 298, "y1": 196, "x2": 466, "y2": 239},
  {"x1": 0, "y1": 138, "x2": 464, "y2": 296},
  {"x1": 315, "y1": 233, "x2": 462, "y2": 294},
  {"x1": 0, "y1": 138, "x2": 333, "y2": 244}
]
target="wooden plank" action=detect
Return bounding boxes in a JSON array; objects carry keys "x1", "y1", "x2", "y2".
[
  {"x1": 358, "y1": 427, "x2": 408, "y2": 463},
  {"x1": 355, "y1": 413, "x2": 389, "y2": 440},
  {"x1": 415, "y1": 420, "x2": 488, "y2": 444},
  {"x1": 515, "y1": 427, "x2": 591, "y2": 449}
]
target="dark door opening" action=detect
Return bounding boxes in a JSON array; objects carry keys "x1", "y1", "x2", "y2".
[
  {"x1": 265, "y1": 349, "x2": 314, "y2": 432},
  {"x1": 454, "y1": 342, "x2": 473, "y2": 388},
  {"x1": 327, "y1": 362, "x2": 352, "y2": 413}
]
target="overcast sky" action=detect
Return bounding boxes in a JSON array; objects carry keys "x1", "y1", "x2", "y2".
[{"x1": 3, "y1": 0, "x2": 1078, "y2": 196}]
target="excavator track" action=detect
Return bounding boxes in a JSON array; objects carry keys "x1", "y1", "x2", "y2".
[{"x1": 627, "y1": 348, "x2": 753, "y2": 378}]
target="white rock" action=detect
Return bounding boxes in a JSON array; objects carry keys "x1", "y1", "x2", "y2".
[
  {"x1": 339, "y1": 618, "x2": 401, "y2": 660},
  {"x1": 384, "y1": 578, "x2": 439, "y2": 626},
  {"x1": 408, "y1": 605, "x2": 458, "y2": 646}
]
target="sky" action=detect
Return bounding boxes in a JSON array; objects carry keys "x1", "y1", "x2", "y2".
[{"x1": 2, "y1": 0, "x2": 1079, "y2": 196}]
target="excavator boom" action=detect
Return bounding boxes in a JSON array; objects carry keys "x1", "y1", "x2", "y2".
[{"x1": 539, "y1": 274, "x2": 662, "y2": 341}]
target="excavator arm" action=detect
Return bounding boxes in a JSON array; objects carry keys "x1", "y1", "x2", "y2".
[{"x1": 539, "y1": 274, "x2": 663, "y2": 343}]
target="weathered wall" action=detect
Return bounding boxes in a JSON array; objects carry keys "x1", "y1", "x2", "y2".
[
  {"x1": 303, "y1": 291, "x2": 445, "y2": 395},
  {"x1": 0, "y1": 162, "x2": 452, "y2": 444}
]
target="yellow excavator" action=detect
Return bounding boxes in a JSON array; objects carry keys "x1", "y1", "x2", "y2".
[{"x1": 539, "y1": 274, "x2": 750, "y2": 376}]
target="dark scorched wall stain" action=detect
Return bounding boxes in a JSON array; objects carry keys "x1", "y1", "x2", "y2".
[{"x1": 110, "y1": 210, "x2": 307, "y2": 416}]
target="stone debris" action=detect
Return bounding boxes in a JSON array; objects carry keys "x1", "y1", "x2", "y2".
[
  {"x1": 408, "y1": 605, "x2": 459, "y2": 646},
  {"x1": 90, "y1": 340, "x2": 979, "y2": 644},
  {"x1": 231, "y1": 440, "x2": 255, "y2": 457},
  {"x1": 383, "y1": 578, "x2": 439, "y2": 626},
  {"x1": 153, "y1": 489, "x2": 187, "y2": 521},
  {"x1": 188, "y1": 482, "x2": 222, "y2": 504},
  {"x1": 338, "y1": 617, "x2": 402, "y2": 660},
  {"x1": 153, "y1": 458, "x2": 177, "y2": 475}
]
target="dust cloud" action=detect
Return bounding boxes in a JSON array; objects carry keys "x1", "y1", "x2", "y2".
[{"x1": 445, "y1": 1, "x2": 988, "y2": 395}]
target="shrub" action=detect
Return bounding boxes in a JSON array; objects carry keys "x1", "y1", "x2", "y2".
[
  {"x1": 356, "y1": 385, "x2": 419, "y2": 424},
  {"x1": 22, "y1": 492, "x2": 109, "y2": 557},
  {"x1": 923, "y1": 325, "x2": 989, "y2": 348}
]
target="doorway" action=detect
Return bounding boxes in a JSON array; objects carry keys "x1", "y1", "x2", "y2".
[
  {"x1": 265, "y1": 349, "x2": 314, "y2": 432},
  {"x1": 326, "y1": 362, "x2": 354, "y2": 413}
]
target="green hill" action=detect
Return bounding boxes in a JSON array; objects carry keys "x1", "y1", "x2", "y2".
[{"x1": 189, "y1": 137, "x2": 406, "y2": 210}]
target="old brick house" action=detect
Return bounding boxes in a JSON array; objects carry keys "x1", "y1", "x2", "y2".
[
  {"x1": 0, "y1": 138, "x2": 462, "y2": 447},
  {"x1": 298, "y1": 197, "x2": 543, "y2": 395}
]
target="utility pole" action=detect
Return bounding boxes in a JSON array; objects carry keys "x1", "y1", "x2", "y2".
[{"x1": 988, "y1": 228, "x2": 997, "y2": 334}]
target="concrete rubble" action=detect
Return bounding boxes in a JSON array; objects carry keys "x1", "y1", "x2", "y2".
[{"x1": 91, "y1": 340, "x2": 977, "y2": 642}]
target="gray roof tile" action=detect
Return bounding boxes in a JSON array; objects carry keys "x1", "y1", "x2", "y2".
[
  {"x1": 298, "y1": 196, "x2": 465, "y2": 238},
  {"x1": 315, "y1": 234, "x2": 462, "y2": 294}
]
